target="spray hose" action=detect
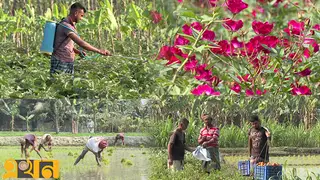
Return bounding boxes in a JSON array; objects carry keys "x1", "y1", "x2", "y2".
[
  {"x1": 80, "y1": 53, "x2": 144, "y2": 61},
  {"x1": 57, "y1": 23, "x2": 144, "y2": 62}
]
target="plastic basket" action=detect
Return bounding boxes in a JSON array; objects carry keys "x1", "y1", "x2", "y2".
[
  {"x1": 254, "y1": 165, "x2": 282, "y2": 180},
  {"x1": 238, "y1": 160, "x2": 250, "y2": 176}
]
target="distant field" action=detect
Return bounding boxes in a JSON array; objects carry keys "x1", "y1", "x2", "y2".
[{"x1": 0, "y1": 131, "x2": 149, "y2": 137}]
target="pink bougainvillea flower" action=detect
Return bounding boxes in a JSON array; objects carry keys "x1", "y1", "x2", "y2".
[
  {"x1": 237, "y1": 74, "x2": 251, "y2": 82},
  {"x1": 226, "y1": 0, "x2": 248, "y2": 14},
  {"x1": 260, "y1": 36, "x2": 279, "y2": 50},
  {"x1": 291, "y1": 85, "x2": 312, "y2": 95},
  {"x1": 174, "y1": 35, "x2": 190, "y2": 46},
  {"x1": 279, "y1": 38, "x2": 291, "y2": 48},
  {"x1": 202, "y1": 30, "x2": 215, "y2": 41},
  {"x1": 245, "y1": 89, "x2": 255, "y2": 96},
  {"x1": 295, "y1": 68, "x2": 311, "y2": 77},
  {"x1": 252, "y1": 6, "x2": 264, "y2": 18},
  {"x1": 312, "y1": 24, "x2": 320, "y2": 31},
  {"x1": 191, "y1": 84, "x2": 220, "y2": 96},
  {"x1": 184, "y1": 58, "x2": 198, "y2": 72},
  {"x1": 284, "y1": 20, "x2": 305, "y2": 36},
  {"x1": 256, "y1": 89, "x2": 267, "y2": 95},
  {"x1": 223, "y1": 18, "x2": 243, "y2": 32},
  {"x1": 250, "y1": 56, "x2": 269, "y2": 70},
  {"x1": 182, "y1": 24, "x2": 192, "y2": 35},
  {"x1": 231, "y1": 37, "x2": 244, "y2": 49},
  {"x1": 230, "y1": 82, "x2": 241, "y2": 93},
  {"x1": 273, "y1": 0, "x2": 284, "y2": 7},
  {"x1": 157, "y1": 45, "x2": 172, "y2": 60},
  {"x1": 191, "y1": 22, "x2": 203, "y2": 31},
  {"x1": 303, "y1": 48, "x2": 310, "y2": 58},
  {"x1": 195, "y1": 69, "x2": 213, "y2": 82},
  {"x1": 210, "y1": 40, "x2": 232, "y2": 56},
  {"x1": 212, "y1": 76, "x2": 222, "y2": 87},
  {"x1": 209, "y1": 0, "x2": 218, "y2": 7},
  {"x1": 312, "y1": 43, "x2": 319, "y2": 53},
  {"x1": 177, "y1": 0, "x2": 183, "y2": 3},
  {"x1": 195, "y1": 63, "x2": 208, "y2": 74},
  {"x1": 157, "y1": 45, "x2": 188, "y2": 65},
  {"x1": 303, "y1": 38, "x2": 319, "y2": 53},
  {"x1": 252, "y1": 21, "x2": 274, "y2": 35},
  {"x1": 150, "y1": 11, "x2": 162, "y2": 24}
]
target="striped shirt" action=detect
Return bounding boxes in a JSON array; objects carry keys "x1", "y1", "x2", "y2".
[{"x1": 200, "y1": 126, "x2": 220, "y2": 147}]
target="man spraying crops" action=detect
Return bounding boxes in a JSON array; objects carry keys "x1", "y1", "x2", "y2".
[
  {"x1": 74, "y1": 136, "x2": 108, "y2": 166},
  {"x1": 19, "y1": 134, "x2": 43, "y2": 160},
  {"x1": 248, "y1": 115, "x2": 271, "y2": 166},
  {"x1": 50, "y1": 2, "x2": 111, "y2": 76},
  {"x1": 38, "y1": 134, "x2": 53, "y2": 152}
]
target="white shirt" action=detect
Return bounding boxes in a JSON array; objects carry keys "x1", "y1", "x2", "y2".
[{"x1": 86, "y1": 137, "x2": 104, "y2": 153}]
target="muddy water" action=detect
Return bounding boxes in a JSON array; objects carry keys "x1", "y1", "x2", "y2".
[{"x1": 62, "y1": 148, "x2": 150, "y2": 180}]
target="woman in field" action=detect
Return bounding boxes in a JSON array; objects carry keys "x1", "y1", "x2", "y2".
[
  {"x1": 114, "y1": 133, "x2": 125, "y2": 146},
  {"x1": 19, "y1": 134, "x2": 43, "y2": 159},
  {"x1": 38, "y1": 134, "x2": 53, "y2": 152}
]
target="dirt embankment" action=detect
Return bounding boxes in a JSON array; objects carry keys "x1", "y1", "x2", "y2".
[{"x1": 0, "y1": 136, "x2": 155, "y2": 147}]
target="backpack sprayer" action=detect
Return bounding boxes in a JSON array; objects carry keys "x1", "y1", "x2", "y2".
[{"x1": 40, "y1": 21, "x2": 144, "y2": 61}]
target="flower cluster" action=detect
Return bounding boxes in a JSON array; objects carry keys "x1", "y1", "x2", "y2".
[{"x1": 158, "y1": 0, "x2": 319, "y2": 96}]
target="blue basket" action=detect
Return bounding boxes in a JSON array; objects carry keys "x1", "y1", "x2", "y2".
[
  {"x1": 254, "y1": 165, "x2": 282, "y2": 180},
  {"x1": 238, "y1": 160, "x2": 250, "y2": 176}
]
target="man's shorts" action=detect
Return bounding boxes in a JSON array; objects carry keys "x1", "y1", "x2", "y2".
[{"x1": 168, "y1": 160, "x2": 184, "y2": 171}]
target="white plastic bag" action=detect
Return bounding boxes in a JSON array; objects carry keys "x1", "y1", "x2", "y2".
[{"x1": 192, "y1": 146, "x2": 211, "y2": 161}]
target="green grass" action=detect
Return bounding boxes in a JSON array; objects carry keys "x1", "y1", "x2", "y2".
[
  {"x1": 0, "y1": 131, "x2": 149, "y2": 137},
  {"x1": 0, "y1": 146, "x2": 150, "y2": 180},
  {"x1": 150, "y1": 149, "x2": 320, "y2": 180},
  {"x1": 150, "y1": 149, "x2": 250, "y2": 180}
]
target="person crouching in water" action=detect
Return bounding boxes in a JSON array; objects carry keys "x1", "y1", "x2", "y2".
[
  {"x1": 167, "y1": 118, "x2": 193, "y2": 171},
  {"x1": 198, "y1": 115, "x2": 221, "y2": 173},
  {"x1": 19, "y1": 134, "x2": 43, "y2": 159},
  {"x1": 114, "y1": 133, "x2": 125, "y2": 146},
  {"x1": 74, "y1": 137, "x2": 108, "y2": 166},
  {"x1": 38, "y1": 134, "x2": 53, "y2": 152}
]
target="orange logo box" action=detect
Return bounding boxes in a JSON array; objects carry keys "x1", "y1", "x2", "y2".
[{"x1": 2, "y1": 159, "x2": 59, "y2": 179}]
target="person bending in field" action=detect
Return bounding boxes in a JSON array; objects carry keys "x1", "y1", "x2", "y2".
[
  {"x1": 114, "y1": 133, "x2": 125, "y2": 146},
  {"x1": 248, "y1": 115, "x2": 271, "y2": 166},
  {"x1": 74, "y1": 137, "x2": 108, "y2": 166},
  {"x1": 19, "y1": 134, "x2": 43, "y2": 159},
  {"x1": 198, "y1": 115, "x2": 221, "y2": 173},
  {"x1": 167, "y1": 118, "x2": 193, "y2": 171},
  {"x1": 50, "y1": 2, "x2": 111, "y2": 77},
  {"x1": 38, "y1": 134, "x2": 53, "y2": 152}
]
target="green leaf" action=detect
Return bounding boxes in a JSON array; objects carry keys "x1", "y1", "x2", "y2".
[
  {"x1": 229, "y1": 74, "x2": 241, "y2": 83},
  {"x1": 194, "y1": 45, "x2": 207, "y2": 53},
  {"x1": 171, "y1": 85, "x2": 181, "y2": 95},
  {"x1": 106, "y1": 8, "x2": 118, "y2": 30},
  {"x1": 179, "y1": 10, "x2": 196, "y2": 19},
  {"x1": 53, "y1": 4, "x2": 59, "y2": 20}
]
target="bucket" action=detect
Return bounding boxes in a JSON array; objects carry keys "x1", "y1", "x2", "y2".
[{"x1": 40, "y1": 21, "x2": 57, "y2": 55}]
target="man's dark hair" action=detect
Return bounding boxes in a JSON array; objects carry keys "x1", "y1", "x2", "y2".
[
  {"x1": 204, "y1": 116, "x2": 213, "y2": 122},
  {"x1": 180, "y1": 118, "x2": 189, "y2": 125},
  {"x1": 250, "y1": 115, "x2": 260, "y2": 122},
  {"x1": 70, "y1": 2, "x2": 87, "y2": 13}
]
